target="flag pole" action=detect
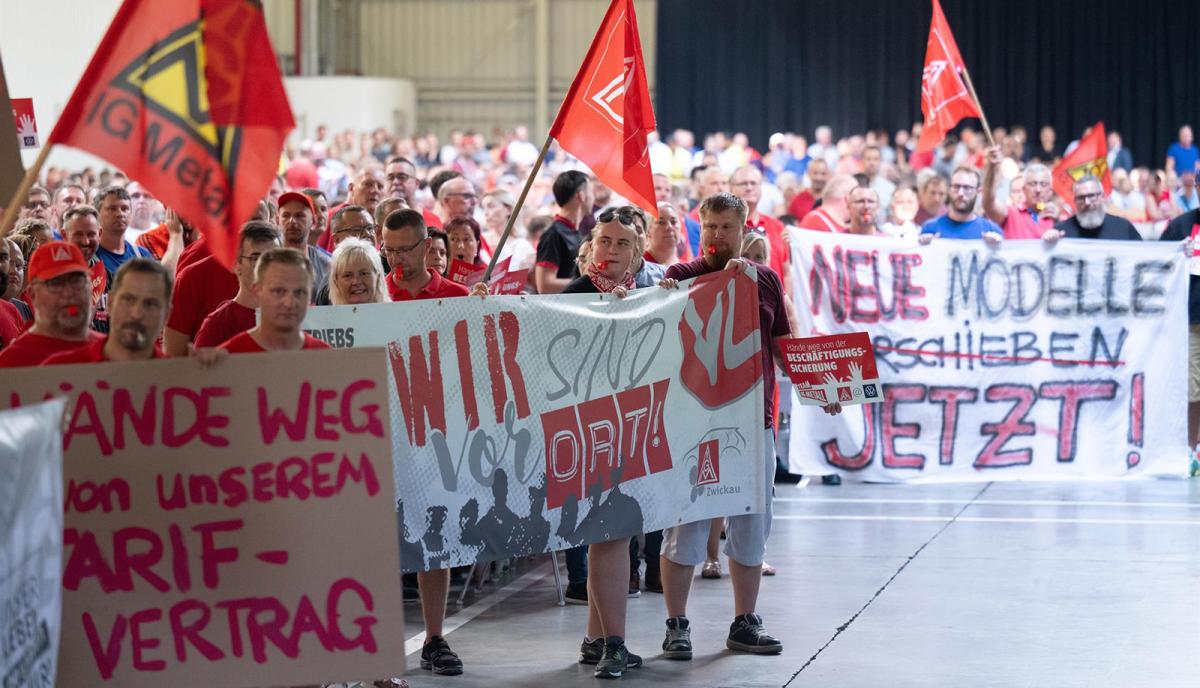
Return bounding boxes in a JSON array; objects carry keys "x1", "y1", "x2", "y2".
[
  {"x1": 0, "y1": 143, "x2": 52, "y2": 241},
  {"x1": 958, "y1": 68, "x2": 995, "y2": 148},
  {"x1": 482, "y1": 134, "x2": 553, "y2": 282}
]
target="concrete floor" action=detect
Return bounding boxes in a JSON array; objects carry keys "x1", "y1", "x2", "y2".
[{"x1": 394, "y1": 479, "x2": 1200, "y2": 688}]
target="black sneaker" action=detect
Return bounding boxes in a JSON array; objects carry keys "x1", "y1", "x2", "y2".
[
  {"x1": 628, "y1": 571, "x2": 641, "y2": 597},
  {"x1": 821, "y1": 474, "x2": 842, "y2": 485},
  {"x1": 420, "y1": 635, "x2": 464, "y2": 675},
  {"x1": 565, "y1": 581, "x2": 588, "y2": 605},
  {"x1": 594, "y1": 639, "x2": 642, "y2": 679},
  {"x1": 662, "y1": 616, "x2": 692, "y2": 660},
  {"x1": 579, "y1": 637, "x2": 604, "y2": 664},
  {"x1": 726, "y1": 613, "x2": 782, "y2": 654}
]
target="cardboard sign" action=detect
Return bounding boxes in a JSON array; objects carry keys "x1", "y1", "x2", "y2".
[
  {"x1": 0, "y1": 399, "x2": 67, "y2": 688},
  {"x1": 0, "y1": 351, "x2": 405, "y2": 687},
  {"x1": 11, "y1": 98, "x2": 37, "y2": 149},
  {"x1": 448, "y1": 259, "x2": 486, "y2": 286},
  {"x1": 302, "y1": 269, "x2": 769, "y2": 572},
  {"x1": 780, "y1": 332, "x2": 881, "y2": 405}
]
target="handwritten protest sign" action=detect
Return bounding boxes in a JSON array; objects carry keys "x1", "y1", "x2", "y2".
[
  {"x1": 0, "y1": 351, "x2": 405, "y2": 687},
  {"x1": 304, "y1": 269, "x2": 769, "y2": 572},
  {"x1": 1, "y1": 399, "x2": 66, "y2": 688},
  {"x1": 780, "y1": 332, "x2": 881, "y2": 406},
  {"x1": 787, "y1": 232, "x2": 1189, "y2": 481}
]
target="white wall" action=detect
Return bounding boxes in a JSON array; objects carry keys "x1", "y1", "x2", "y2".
[{"x1": 285, "y1": 76, "x2": 417, "y2": 144}]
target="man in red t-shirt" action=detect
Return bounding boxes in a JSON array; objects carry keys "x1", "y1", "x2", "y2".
[
  {"x1": 982, "y1": 146, "x2": 1059, "y2": 239},
  {"x1": 798, "y1": 174, "x2": 857, "y2": 233},
  {"x1": 731, "y1": 165, "x2": 790, "y2": 288},
  {"x1": 194, "y1": 222, "x2": 282, "y2": 348},
  {"x1": 0, "y1": 241, "x2": 23, "y2": 350},
  {"x1": 44, "y1": 259, "x2": 172, "y2": 364},
  {"x1": 62, "y1": 205, "x2": 112, "y2": 332},
  {"x1": 382, "y1": 209, "x2": 470, "y2": 301},
  {"x1": 135, "y1": 209, "x2": 197, "y2": 273},
  {"x1": 0, "y1": 241, "x2": 102, "y2": 368},
  {"x1": 163, "y1": 241, "x2": 242, "y2": 356},
  {"x1": 787, "y1": 158, "x2": 828, "y2": 220},
  {"x1": 318, "y1": 168, "x2": 389, "y2": 251},
  {"x1": 219, "y1": 248, "x2": 330, "y2": 353}
]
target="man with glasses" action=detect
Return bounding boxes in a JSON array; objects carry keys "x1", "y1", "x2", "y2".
[
  {"x1": 920, "y1": 167, "x2": 1003, "y2": 242},
  {"x1": 846, "y1": 186, "x2": 883, "y2": 236},
  {"x1": 193, "y1": 222, "x2": 283, "y2": 348},
  {"x1": 382, "y1": 209, "x2": 469, "y2": 302},
  {"x1": 1045, "y1": 176, "x2": 1142, "y2": 242},
  {"x1": 386, "y1": 155, "x2": 444, "y2": 230},
  {"x1": 378, "y1": 207, "x2": 468, "y2": 677},
  {"x1": 17, "y1": 185, "x2": 51, "y2": 224},
  {"x1": 42, "y1": 259, "x2": 172, "y2": 364},
  {"x1": 983, "y1": 145, "x2": 1059, "y2": 239},
  {"x1": 331, "y1": 204, "x2": 379, "y2": 248},
  {"x1": 278, "y1": 191, "x2": 331, "y2": 302},
  {"x1": 0, "y1": 241, "x2": 102, "y2": 367},
  {"x1": 731, "y1": 165, "x2": 789, "y2": 286}
]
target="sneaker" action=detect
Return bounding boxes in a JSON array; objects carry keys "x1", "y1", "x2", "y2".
[
  {"x1": 662, "y1": 616, "x2": 692, "y2": 660},
  {"x1": 701, "y1": 559, "x2": 721, "y2": 579},
  {"x1": 594, "y1": 639, "x2": 641, "y2": 679},
  {"x1": 565, "y1": 581, "x2": 588, "y2": 605},
  {"x1": 419, "y1": 635, "x2": 464, "y2": 675},
  {"x1": 726, "y1": 613, "x2": 782, "y2": 654},
  {"x1": 821, "y1": 474, "x2": 842, "y2": 486},
  {"x1": 761, "y1": 562, "x2": 777, "y2": 576},
  {"x1": 579, "y1": 637, "x2": 604, "y2": 665},
  {"x1": 643, "y1": 569, "x2": 663, "y2": 593},
  {"x1": 628, "y1": 571, "x2": 642, "y2": 597}
]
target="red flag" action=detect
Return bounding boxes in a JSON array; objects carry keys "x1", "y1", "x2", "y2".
[
  {"x1": 46, "y1": 0, "x2": 294, "y2": 269},
  {"x1": 549, "y1": 0, "x2": 657, "y2": 217},
  {"x1": 1053, "y1": 122, "x2": 1112, "y2": 210},
  {"x1": 916, "y1": 0, "x2": 982, "y2": 153}
]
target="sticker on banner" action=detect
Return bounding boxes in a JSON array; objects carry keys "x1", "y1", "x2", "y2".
[
  {"x1": 779, "y1": 332, "x2": 881, "y2": 406},
  {"x1": 11, "y1": 98, "x2": 38, "y2": 148}
]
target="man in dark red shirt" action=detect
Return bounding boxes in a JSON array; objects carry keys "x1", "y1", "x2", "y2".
[
  {"x1": 43, "y1": 259, "x2": 171, "y2": 364},
  {"x1": 382, "y1": 209, "x2": 469, "y2": 301},
  {"x1": 798, "y1": 174, "x2": 857, "y2": 233},
  {"x1": 194, "y1": 222, "x2": 282, "y2": 348},
  {"x1": 219, "y1": 248, "x2": 330, "y2": 353},
  {"x1": 0, "y1": 240, "x2": 23, "y2": 351},
  {"x1": 731, "y1": 165, "x2": 790, "y2": 289},
  {"x1": 0, "y1": 241, "x2": 102, "y2": 368},
  {"x1": 163, "y1": 245, "x2": 240, "y2": 356},
  {"x1": 787, "y1": 158, "x2": 828, "y2": 220},
  {"x1": 657, "y1": 192, "x2": 839, "y2": 660}
]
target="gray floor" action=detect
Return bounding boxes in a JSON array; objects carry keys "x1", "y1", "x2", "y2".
[{"x1": 396, "y1": 479, "x2": 1200, "y2": 688}]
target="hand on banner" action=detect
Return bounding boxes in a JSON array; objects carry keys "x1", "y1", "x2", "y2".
[
  {"x1": 983, "y1": 231, "x2": 1003, "y2": 247},
  {"x1": 611, "y1": 285, "x2": 628, "y2": 299},
  {"x1": 657, "y1": 277, "x2": 679, "y2": 290},
  {"x1": 188, "y1": 345, "x2": 229, "y2": 369},
  {"x1": 725, "y1": 258, "x2": 750, "y2": 274},
  {"x1": 919, "y1": 233, "x2": 936, "y2": 245},
  {"x1": 469, "y1": 282, "x2": 489, "y2": 298},
  {"x1": 822, "y1": 403, "x2": 842, "y2": 415},
  {"x1": 1042, "y1": 228, "x2": 1064, "y2": 245}
]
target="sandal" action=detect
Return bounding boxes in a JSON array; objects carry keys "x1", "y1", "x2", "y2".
[{"x1": 701, "y1": 559, "x2": 722, "y2": 579}]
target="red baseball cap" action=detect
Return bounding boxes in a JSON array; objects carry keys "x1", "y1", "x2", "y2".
[
  {"x1": 277, "y1": 191, "x2": 316, "y2": 216},
  {"x1": 28, "y1": 240, "x2": 89, "y2": 282}
]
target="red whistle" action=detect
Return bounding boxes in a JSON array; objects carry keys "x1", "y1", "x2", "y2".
[
  {"x1": 67, "y1": 305, "x2": 80, "y2": 317},
  {"x1": 706, "y1": 245, "x2": 717, "y2": 255},
  {"x1": 595, "y1": 260, "x2": 609, "y2": 270}
]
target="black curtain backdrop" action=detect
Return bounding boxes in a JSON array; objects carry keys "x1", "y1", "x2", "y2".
[{"x1": 654, "y1": 0, "x2": 1200, "y2": 168}]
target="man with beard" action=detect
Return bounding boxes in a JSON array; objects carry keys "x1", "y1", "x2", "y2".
[
  {"x1": 278, "y1": 191, "x2": 331, "y2": 300},
  {"x1": 42, "y1": 259, "x2": 171, "y2": 364},
  {"x1": 0, "y1": 241, "x2": 102, "y2": 367},
  {"x1": 656, "y1": 193, "x2": 840, "y2": 661},
  {"x1": 1047, "y1": 176, "x2": 1141, "y2": 241},
  {"x1": 920, "y1": 167, "x2": 1003, "y2": 242},
  {"x1": 62, "y1": 206, "x2": 113, "y2": 332},
  {"x1": 846, "y1": 186, "x2": 883, "y2": 236},
  {"x1": 0, "y1": 241, "x2": 23, "y2": 350},
  {"x1": 94, "y1": 186, "x2": 153, "y2": 275}
]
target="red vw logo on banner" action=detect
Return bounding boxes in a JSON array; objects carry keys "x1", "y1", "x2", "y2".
[{"x1": 678, "y1": 270, "x2": 762, "y2": 408}]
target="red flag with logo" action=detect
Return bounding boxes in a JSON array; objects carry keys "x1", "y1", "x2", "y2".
[
  {"x1": 1052, "y1": 122, "x2": 1112, "y2": 210},
  {"x1": 915, "y1": 0, "x2": 982, "y2": 153},
  {"x1": 549, "y1": 0, "x2": 657, "y2": 217},
  {"x1": 46, "y1": 0, "x2": 294, "y2": 269}
]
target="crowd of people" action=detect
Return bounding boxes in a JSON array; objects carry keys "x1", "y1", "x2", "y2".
[{"x1": 1, "y1": 117, "x2": 1197, "y2": 682}]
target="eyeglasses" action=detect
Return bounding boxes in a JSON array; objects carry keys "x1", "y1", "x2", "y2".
[
  {"x1": 444, "y1": 192, "x2": 478, "y2": 202},
  {"x1": 598, "y1": 208, "x2": 636, "y2": 226},
  {"x1": 949, "y1": 184, "x2": 978, "y2": 193},
  {"x1": 24, "y1": 200, "x2": 49, "y2": 210},
  {"x1": 38, "y1": 272, "x2": 89, "y2": 293},
  {"x1": 239, "y1": 252, "x2": 265, "y2": 264},
  {"x1": 387, "y1": 173, "x2": 414, "y2": 184},
  {"x1": 381, "y1": 237, "x2": 427, "y2": 257},
  {"x1": 333, "y1": 223, "x2": 378, "y2": 238},
  {"x1": 1075, "y1": 192, "x2": 1104, "y2": 204}
]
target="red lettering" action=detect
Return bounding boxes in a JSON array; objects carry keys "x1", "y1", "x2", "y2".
[
  {"x1": 880, "y1": 384, "x2": 927, "y2": 469},
  {"x1": 326, "y1": 577, "x2": 378, "y2": 652},
  {"x1": 112, "y1": 386, "x2": 157, "y2": 449},
  {"x1": 821, "y1": 404, "x2": 877, "y2": 470},
  {"x1": 278, "y1": 457, "x2": 312, "y2": 499},
  {"x1": 388, "y1": 335, "x2": 446, "y2": 447},
  {"x1": 169, "y1": 599, "x2": 223, "y2": 662},
  {"x1": 194, "y1": 519, "x2": 241, "y2": 589},
  {"x1": 1038, "y1": 381, "x2": 1117, "y2": 462},
  {"x1": 163, "y1": 386, "x2": 231, "y2": 448},
  {"x1": 498, "y1": 312, "x2": 531, "y2": 420},
  {"x1": 129, "y1": 608, "x2": 166, "y2": 671},
  {"x1": 578, "y1": 396, "x2": 621, "y2": 493},
  {"x1": 928, "y1": 386, "x2": 978, "y2": 465},
  {"x1": 63, "y1": 528, "x2": 119, "y2": 592},
  {"x1": 542, "y1": 406, "x2": 581, "y2": 509},
  {"x1": 453, "y1": 320, "x2": 481, "y2": 431},
  {"x1": 114, "y1": 527, "x2": 170, "y2": 592},
  {"x1": 81, "y1": 612, "x2": 126, "y2": 680},
  {"x1": 257, "y1": 382, "x2": 310, "y2": 443},
  {"x1": 975, "y1": 385, "x2": 1037, "y2": 468},
  {"x1": 65, "y1": 391, "x2": 113, "y2": 456},
  {"x1": 313, "y1": 387, "x2": 340, "y2": 440},
  {"x1": 335, "y1": 453, "x2": 381, "y2": 498},
  {"x1": 340, "y1": 379, "x2": 385, "y2": 438}
]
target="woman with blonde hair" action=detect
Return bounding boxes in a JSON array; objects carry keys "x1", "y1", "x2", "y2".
[{"x1": 329, "y1": 237, "x2": 390, "y2": 305}]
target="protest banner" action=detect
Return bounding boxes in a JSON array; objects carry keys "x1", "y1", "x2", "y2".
[
  {"x1": 10, "y1": 99, "x2": 37, "y2": 149},
  {"x1": 786, "y1": 231, "x2": 1190, "y2": 482},
  {"x1": 0, "y1": 351, "x2": 405, "y2": 687},
  {"x1": 1, "y1": 399, "x2": 67, "y2": 688},
  {"x1": 449, "y1": 257, "x2": 528, "y2": 294},
  {"x1": 303, "y1": 269, "x2": 769, "y2": 572},
  {"x1": 780, "y1": 332, "x2": 881, "y2": 406}
]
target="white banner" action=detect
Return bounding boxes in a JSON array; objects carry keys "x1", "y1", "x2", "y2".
[
  {"x1": 304, "y1": 270, "x2": 769, "y2": 571},
  {"x1": 787, "y1": 232, "x2": 1190, "y2": 482},
  {"x1": 1, "y1": 398, "x2": 66, "y2": 688}
]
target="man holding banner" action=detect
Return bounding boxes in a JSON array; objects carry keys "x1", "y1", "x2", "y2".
[{"x1": 658, "y1": 192, "x2": 840, "y2": 659}]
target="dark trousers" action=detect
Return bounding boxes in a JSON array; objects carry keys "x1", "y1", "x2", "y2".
[
  {"x1": 629, "y1": 530, "x2": 662, "y2": 575},
  {"x1": 565, "y1": 545, "x2": 587, "y2": 585}
]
